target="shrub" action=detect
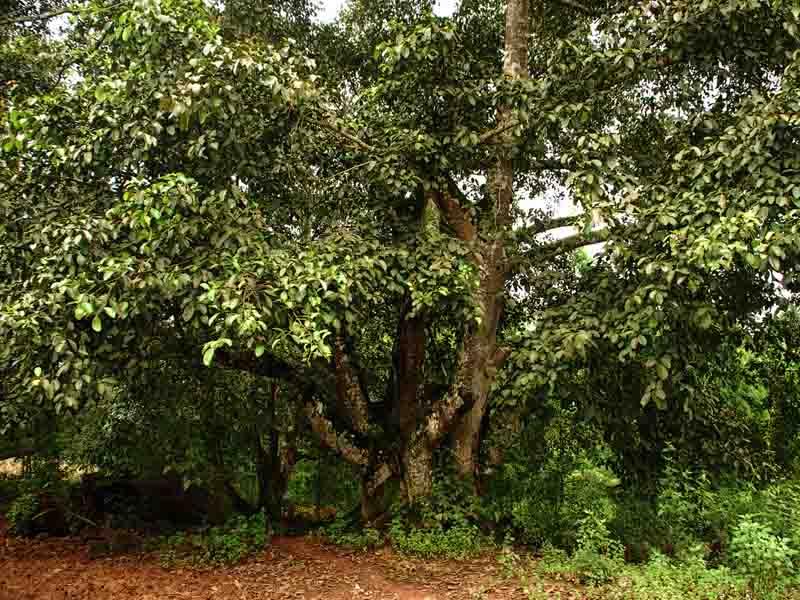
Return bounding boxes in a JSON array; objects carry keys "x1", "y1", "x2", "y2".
[
  {"x1": 158, "y1": 512, "x2": 269, "y2": 565},
  {"x1": 7, "y1": 492, "x2": 39, "y2": 536},
  {"x1": 386, "y1": 471, "x2": 487, "y2": 558},
  {"x1": 761, "y1": 480, "x2": 800, "y2": 547},
  {"x1": 729, "y1": 515, "x2": 796, "y2": 599},
  {"x1": 570, "y1": 511, "x2": 625, "y2": 585},
  {"x1": 591, "y1": 551, "x2": 743, "y2": 600},
  {"x1": 321, "y1": 518, "x2": 383, "y2": 551},
  {"x1": 388, "y1": 515, "x2": 484, "y2": 558}
]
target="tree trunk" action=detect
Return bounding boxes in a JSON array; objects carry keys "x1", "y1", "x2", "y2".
[
  {"x1": 402, "y1": 435, "x2": 434, "y2": 505},
  {"x1": 256, "y1": 384, "x2": 296, "y2": 529},
  {"x1": 452, "y1": 0, "x2": 530, "y2": 481}
]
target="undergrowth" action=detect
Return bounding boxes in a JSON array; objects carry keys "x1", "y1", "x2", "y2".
[{"x1": 155, "y1": 512, "x2": 269, "y2": 566}]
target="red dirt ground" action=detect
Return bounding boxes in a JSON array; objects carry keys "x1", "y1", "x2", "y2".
[{"x1": 0, "y1": 517, "x2": 581, "y2": 600}]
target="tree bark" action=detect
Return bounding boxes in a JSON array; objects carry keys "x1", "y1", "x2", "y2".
[
  {"x1": 256, "y1": 384, "x2": 295, "y2": 527},
  {"x1": 451, "y1": 0, "x2": 530, "y2": 481}
]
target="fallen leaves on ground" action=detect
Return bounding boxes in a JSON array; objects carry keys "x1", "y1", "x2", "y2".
[{"x1": 0, "y1": 520, "x2": 584, "y2": 600}]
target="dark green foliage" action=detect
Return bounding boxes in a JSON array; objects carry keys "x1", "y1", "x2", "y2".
[
  {"x1": 321, "y1": 519, "x2": 383, "y2": 551},
  {"x1": 6, "y1": 492, "x2": 39, "y2": 535},
  {"x1": 385, "y1": 471, "x2": 485, "y2": 558},
  {"x1": 157, "y1": 513, "x2": 269, "y2": 566},
  {"x1": 285, "y1": 455, "x2": 360, "y2": 514}
]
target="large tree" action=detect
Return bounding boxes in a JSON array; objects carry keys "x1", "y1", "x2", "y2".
[{"x1": 2, "y1": 0, "x2": 799, "y2": 516}]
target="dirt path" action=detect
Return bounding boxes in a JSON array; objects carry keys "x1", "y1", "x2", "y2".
[{"x1": 0, "y1": 522, "x2": 582, "y2": 600}]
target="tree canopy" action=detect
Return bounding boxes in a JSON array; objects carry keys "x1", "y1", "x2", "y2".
[{"x1": 2, "y1": 0, "x2": 799, "y2": 512}]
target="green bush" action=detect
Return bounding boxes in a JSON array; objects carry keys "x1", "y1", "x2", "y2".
[
  {"x1": 321, "y1": 518, "x2": 383, "y2": 551},
  {"x1": 761, "y1": 480, "x2": 800, "y2": 547},
  {"x1": 158, "y1": 512, "x2": 269, "y2": 566},
  {"x1": 532, "y1": 510, "x2": 624, "y2": 587},
  {"x1": 386, "y1": 471, "x2": 487, "y2": 558},
  {"x1": 570, "y1": 511, "x2": 625, "y2": 585},
  {"x1": 729, "y1": 515, "x2": 797, "y2": 599},
  {"x1": 7, "y1": 492, "x2": 39, "y2": 536},
  {"x1": 591, "y1": 551, "x2": 744, "y2": 600},
  {"x1": 561, "y1": 464, "x2": 620, "y2": 546},
  {"x1": 388, "y1": 515, "x2": 484, "y2": 558}
]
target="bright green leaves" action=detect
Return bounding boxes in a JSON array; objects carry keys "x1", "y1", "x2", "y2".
[
  {"x1": 202, "y1": 338, "x2": 232, "y2": 367},
  {"x1": 74, "y1": 302, "x2": 94, "y2": 321}
]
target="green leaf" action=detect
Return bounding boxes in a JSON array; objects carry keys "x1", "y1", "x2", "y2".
[
  {"x1": 203, "y1": 347, "x2": 215, "y2": 367},
  {"x1": 656, "y1": 364, "x2": 668, "y2": 380},
  {"x1": 255, "y1": 344, "x2": 265, "y2": 358},
  {"x1": 92, "y1": 315, "x2": 102, "y2": 332},
  {"x1": 182, "y1": 305, "x2": 195, "y2": 322}
]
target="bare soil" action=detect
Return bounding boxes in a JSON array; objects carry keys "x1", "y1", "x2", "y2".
[{"x1": 0, "y1": 517, "x2": 583, "y2": 600}]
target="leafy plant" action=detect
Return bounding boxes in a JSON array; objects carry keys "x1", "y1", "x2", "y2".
[
  {"x1": 388, "y1": 515, "x2": 484, "y2": 558},
  {"x1": 569, "y1": 512, "x2": 625, "y2": 586},
  {"x1": 7, "y1": 492, "x2": 39, "y2": 536},
  {"x1": 386, "y1": 471, "x2": 487, "y2": 558},
  {"x1": 321, "y1": 518, "x2": 383, "y2": 551},
  {"x1": 157, "y1": 512, "x2": 270, "y2": 566},
  {"x1": 729, "y1": 515, "x2": 796, "y2": 599}
]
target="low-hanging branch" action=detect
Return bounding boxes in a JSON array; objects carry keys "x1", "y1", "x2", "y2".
[
  {"x1": 529, "y1": 213, "x2": 584, "y2": 235},
  {"x1": 0, "y1": 5, "x2": 77, "y2": 25},
  {"x1": 304, "y1": 402, "x2": 370, "y2": 467},
  {"x1": 540, "y1": 227, "x2": 610, "y2": 256},
  {"x1": 0, "y1": 1, "x2": 127, "y2": 26}
]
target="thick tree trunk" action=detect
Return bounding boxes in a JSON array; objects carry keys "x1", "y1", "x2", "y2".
[
  {"x1": 256, "y1": 384, "x2": 297, "y2": 528},
  {"x1": 402, "y1": 435, "x2": 434, "y2": 504},
  {"x1": 452, "y1": 0, "x2": 530, "y2": 481}
]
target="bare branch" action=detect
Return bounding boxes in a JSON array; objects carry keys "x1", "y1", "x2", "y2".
[
  {"x1": 530, "y1": 158, "x2": 570, "y2": 172},
  {"x1": 477, "y1": 119, "x2": 520, "y2": 144},
  {"x1": 0, "y1": 442, "x2": 37, "y2": 461}
]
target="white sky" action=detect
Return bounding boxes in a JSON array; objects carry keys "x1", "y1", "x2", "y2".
[{"x1": 318, "y1": 0, "x2": 458, "y2": 22}]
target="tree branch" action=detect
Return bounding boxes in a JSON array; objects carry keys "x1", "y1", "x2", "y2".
[
  {"x1": 435, "y1": 188, "x2": 476, "y2": 242},
  {"x1": 0, "y1": 443, "x2": 37, "y2": 461},
  {"x1": 317, "y1": 119, "x2": 376, "y2": 153},
  {"x1": 530, "y1": 158, "x2": 570, "y2": 172},
  {"x1": 541, "y1": 227, "x2": 610, "y2": 256},
  {"x1": 304, "y1": 402, "x2": 370, "y2": 467},
  {"x1": 477, "y1": 119, "x2": 520, "y2": 144},
  {"x1": 0, "y1": 5, "x2": 77, "y2": 25},
  {"x1": 333, "y1": 336, "x2": 371, "y2": 436},
  {"x1": 529, "y1": 213, "x2": 583, "y2": 234},
  {"x1": 0, "y1": 1, "x2": 126, "y2": 26},
  {"x1": 551, "y1": 0, "x2": 599, "y2": 17}
]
